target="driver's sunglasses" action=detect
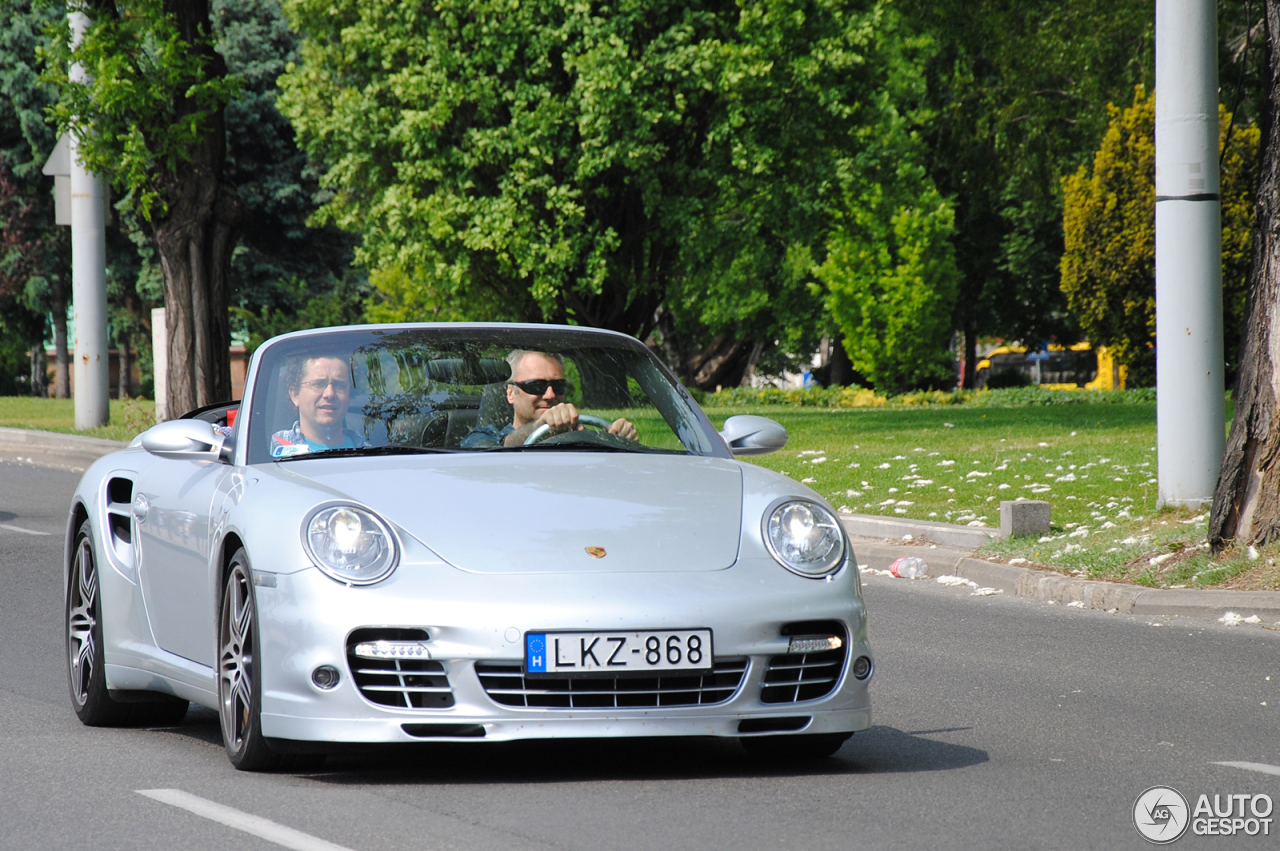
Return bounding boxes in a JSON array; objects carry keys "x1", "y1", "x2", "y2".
[{"x1": 509, "y1": 378, "x2": 570, "y2": 397}]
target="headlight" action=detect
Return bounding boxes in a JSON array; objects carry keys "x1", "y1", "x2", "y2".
[
  {"x1": 763, "y1": 499, "x2": 845, "y2": 577},
  {"x1": 302, "y1": 504, "x2": 398, "y2": 585}
]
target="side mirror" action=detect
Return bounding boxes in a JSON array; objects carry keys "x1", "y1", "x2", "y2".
[
  {"x1": 140, "y1": 419, "x2": 228, "y2": 463},
  {"x1": 719, "y1": 415, "x2": 788, "y2": 456}
]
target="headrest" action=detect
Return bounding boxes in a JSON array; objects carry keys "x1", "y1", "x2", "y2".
[{"x1": 427, "y1": 357, "x2": 512, "y2": 385}]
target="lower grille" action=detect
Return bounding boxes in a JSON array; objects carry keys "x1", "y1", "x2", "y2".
[
  {"x1": 761, "y1": 622, "x2": 848, "y2": 704},
  {"x1": 476, "y1": 658, "x2": 748, "y2": 709},
  {"x1": 346, "y1": 628, "x2": 454, "y2": 709}
]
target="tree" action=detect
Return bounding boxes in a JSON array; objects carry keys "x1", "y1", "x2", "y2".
[
  {"x1": 45, "y1": 0, "x2": 242, "y2": 416},
  {"x1": 1211, "y1": 0, "x2": 1280, "y2": 550},
  {"x1": 277, "y1": 0, "x2": 891, "y2": 385},
  {"x1": 213, "y1": 0, "x2": 362, "y2": 343},
  {"x1": 1, "y1": 0, "x2": 71, "y2": 397},
  {"x1": 900, "y1": 0, "x2": 1156, "y2": 387},
  {"x1": 1060, "y1": 88, "x2": 1259, "y2": 387},
  {"x1": 817, "y1": 126, "x2": 960, "y2": 393}
]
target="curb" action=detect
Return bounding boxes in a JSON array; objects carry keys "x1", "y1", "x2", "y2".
[
  {"x1": 840, "y1": 513, "x2": 999, "y2": 549},
  {"x1": 845, "y1": 515, "x2": 1280, "y2": 624},
  {"x1": 945, "y1": 557, "x2": 1280, "y2": 623},
  {"x1": 0, "y1": 427, "x2": 126, "y2": 472}
]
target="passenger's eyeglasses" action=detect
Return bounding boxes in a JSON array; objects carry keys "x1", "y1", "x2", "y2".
[
  {"x1": 509, "y1": 378, "x2": 570, "y2": 397},
  {"x1": 300, "y1": 378, "x2": 351, "y2": 393}
]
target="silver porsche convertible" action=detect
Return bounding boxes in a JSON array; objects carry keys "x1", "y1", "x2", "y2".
[{"x1": 65, "y1": 324, "x2": 873, "y2": 770}]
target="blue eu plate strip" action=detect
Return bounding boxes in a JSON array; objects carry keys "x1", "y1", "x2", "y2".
[{"x1": 525, "y1": 633, "x2": 547, "y2": 672}]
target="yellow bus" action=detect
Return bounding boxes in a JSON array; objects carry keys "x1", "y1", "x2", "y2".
[{"x1": 974, "y1": 343, "x2": 1127, "y2": 390}]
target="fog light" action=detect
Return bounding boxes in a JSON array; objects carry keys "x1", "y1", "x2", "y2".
[
  {"x1": 788, "y1": 635, "x2": 843, "y2": 654},
  {"x1": 851, "y1": 655, "x2": 873, "y2": 680},
  {"x1": 353, "y1": 640, "x2": 431, "y2": 660},
  {"x1": 311, "y1": 665, "x2": 341, "y2": 689}
]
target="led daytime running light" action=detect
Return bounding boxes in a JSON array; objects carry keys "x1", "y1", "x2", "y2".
[
  {"x1": 353, "y1": 640, "x2": 431, "y2": 659},
  {"x1": 788, "y1": 635, "x2": 843, "y2": 654}
]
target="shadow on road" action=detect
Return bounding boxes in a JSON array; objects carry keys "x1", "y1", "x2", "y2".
[
  {"x1": 132, "y1": 706, "x2": 991, "y2": 782},
  {"x1": 231, "y1": 724, "x2": 989, "y2": 784}
]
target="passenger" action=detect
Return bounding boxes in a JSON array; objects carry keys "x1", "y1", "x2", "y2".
[
  {"x1": 271, "y1": 354, "x2": 368, "y2": 457},
  {"x1": 463, "y1": 350, "x2": 637, "y2": 448}
]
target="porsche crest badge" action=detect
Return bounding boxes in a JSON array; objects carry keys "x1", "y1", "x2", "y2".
[{"x1": 585, "y1": 546, "x2": 607, "y2": 558}]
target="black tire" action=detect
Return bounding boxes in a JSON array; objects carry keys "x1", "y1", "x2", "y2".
[
  {"x1": 741, "y1": 732, "x2": 853, "y2": 759},
  {"x1": 67, "y1": 520, "x2": 131, "y2": 726},
  {"x1": 218, "y1": 549, "x2": 280, "y2": 771}
]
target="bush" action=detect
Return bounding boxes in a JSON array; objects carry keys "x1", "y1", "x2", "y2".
[{"x1": 698, "y1": 385, "x2": 1157, "y2": 408}]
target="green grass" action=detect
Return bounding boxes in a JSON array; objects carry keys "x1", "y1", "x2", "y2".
[
  {"x1": 0, "y1": 397, "x2": 155, "y2": 443},
  {"x1": 705, "y1": 401, "x2": 1278, "y2": 592}
]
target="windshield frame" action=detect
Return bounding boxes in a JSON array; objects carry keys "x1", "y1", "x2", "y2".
[{"x1": 236, "y1": 323, "x2": 730, "y2": 466}]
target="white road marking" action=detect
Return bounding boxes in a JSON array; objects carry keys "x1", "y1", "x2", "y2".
[
  {"x1": 1212, "y1": 761, "x2": 1280, "y2": 778},
  {"x1": 136, "y1": 789, "x2": 358, "y2": 851},
  {"x1": 0, "y1": 523, "x2": 51, "y2": 536}
]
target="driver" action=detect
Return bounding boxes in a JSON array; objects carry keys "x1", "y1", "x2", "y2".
[
  {"x1": 271, "y1": 353, "x2": 368, "y2": 457},
  {"x1": 463, "y1": 349, "x2": 637, "y2": 448}
]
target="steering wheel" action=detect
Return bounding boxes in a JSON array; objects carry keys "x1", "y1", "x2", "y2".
[{"x1": 524, "y1": 414, "x2": 614, "y2": 445}]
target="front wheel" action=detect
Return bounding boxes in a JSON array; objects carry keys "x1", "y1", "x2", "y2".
[
  {"x1": 218, "y1": 550, "x2": 279, "y2": 771},
  {"x1": 741, "y1": 732, "x2": 853, "y2": 759}
]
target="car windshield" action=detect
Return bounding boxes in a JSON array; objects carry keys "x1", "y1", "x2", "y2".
[{"x1": 243, "y1": 326, "x2": 720, "y2": 464}]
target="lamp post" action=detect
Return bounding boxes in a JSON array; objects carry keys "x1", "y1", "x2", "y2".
[
  {"x1": 1155, "y1": 0, "x2": 1224, "y2": 507},
  {"x1": 68, "y1": 9, "x2": 109, "y2": 429}
]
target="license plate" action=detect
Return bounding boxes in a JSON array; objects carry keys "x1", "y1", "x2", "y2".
[{"x1": 525, "y1": 629, "x2": 713, "y2": 676}]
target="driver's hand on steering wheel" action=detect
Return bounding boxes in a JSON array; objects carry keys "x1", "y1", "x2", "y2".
[
  {"x1": 607, "y1": 418, "x2": 638, "y2": 441},
  {"x1": 535, "y1": 403, "x2": 581, "y2": 435}
]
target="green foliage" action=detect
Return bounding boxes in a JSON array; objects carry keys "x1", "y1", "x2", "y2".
[
  {"x1": 364, "y1": 264, "x2": 527, "y2": 325},
  {"x1": 900, "y1": 0, "x2": 1155, "y2": 361},
  {"x1": 214, "y1": 0, "x2": 359, "y2": 310},
  {"x1": 43, "y1": 0, "x2": 239, "y2": 219},
  {"x1": 277, "y1": 0, "x2": 888, "y2": 349},
  {"x1": 1060, "y1": 88, "x2": 1258, "y2": 386},
  {"x1": 817, "y1": 126, "x2": 960, "y2": 393},
  {"x1": 231, "y1": 272, "x2": 368, "y2": 354},
  {"x1": 701, "y1": 384, "x2": 1156, "y2": 408},
  {"x1": 0, "y1": 0, "x2": 68, "y2": 391}
]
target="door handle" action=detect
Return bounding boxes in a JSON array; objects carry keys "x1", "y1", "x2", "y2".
[{"x1": 132, "y1": 494, "x2": 149, "y2": 522}]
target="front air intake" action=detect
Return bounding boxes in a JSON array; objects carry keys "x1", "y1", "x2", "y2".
[
  {"x1": 761, "y1": 621, "x2": 848, "y2": 704},
  {"x1": 346, "y1": 628, "x2": 454, "y2": 709},
  {"x1": 476, "y1": 657, "x2": 748, "y2": 709}
]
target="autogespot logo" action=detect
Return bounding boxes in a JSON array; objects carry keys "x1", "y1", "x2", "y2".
[{"x1": 1134, "y1": 786, "x2": 1191, "y2": 844}]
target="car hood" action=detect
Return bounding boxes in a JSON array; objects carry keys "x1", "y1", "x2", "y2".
[{"x1": 281, "y1": 453, "x2": 744, "y2": 574}]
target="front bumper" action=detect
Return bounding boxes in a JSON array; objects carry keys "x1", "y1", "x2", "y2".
[{"x1": 254, "y1": 556, "x2": 873, "y2": 743}]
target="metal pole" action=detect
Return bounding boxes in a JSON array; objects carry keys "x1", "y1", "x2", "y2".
[
  {"x1": 68, "y1": 10, "x2": 109, "y2": 430},
  {"x1": 1155, "y1": 0, "x2": 1224, "y2": 507}
]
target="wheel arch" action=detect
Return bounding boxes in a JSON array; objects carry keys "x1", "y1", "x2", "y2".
[
  {"x1": 218, "y1": 532, "x2": 247, "y2": 598},
  {"x1": 65, "y1": 499, "x2": 90, "y2": 587}
]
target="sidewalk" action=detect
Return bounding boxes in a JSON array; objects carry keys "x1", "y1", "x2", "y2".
[
  {"x1": 842, "y1": 514, "x2": 1280, "y2": 625},
  {"x1": 0, "y1": 427, "x2": 126, "y2": 472}
]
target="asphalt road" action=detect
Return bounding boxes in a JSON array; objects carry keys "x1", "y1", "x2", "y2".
[{"x1": 2, "y1": 459, "x2": 1277, "y2": 850}]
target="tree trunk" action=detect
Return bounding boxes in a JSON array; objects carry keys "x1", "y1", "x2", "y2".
[
  {"x1": 29, "y1": 342, "x2": 47, "y2": 397},
  {"x1": 118, "y1": 341, "x2": 130, "y2": 399},
  {"x1": 52, "y1": 284, "x2": 69, "y2": 399},
  {"x1": 963, "y1": 323, "x2": 978, "y2": 389},
  {"x1": 1211, "y1": 0, "x2": 1280, "y2": 550},
  {"x1": 739, "y1": 341, "x2": 765, "y2": 387},
  {"x1": 828, "y1": 335, "x2": 855, "y2": 387},
  {"x1": 151, "y1": 0, "x2": 241, "y2": 419}
]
